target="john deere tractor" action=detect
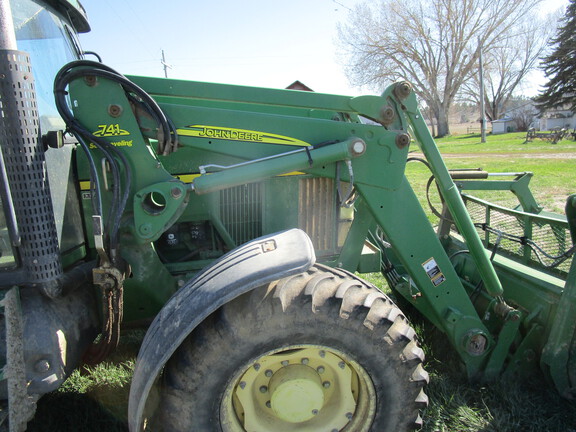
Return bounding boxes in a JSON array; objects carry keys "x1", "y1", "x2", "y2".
[{"x1": 0, "y1": 0, "x2": 573, "y2": 431}]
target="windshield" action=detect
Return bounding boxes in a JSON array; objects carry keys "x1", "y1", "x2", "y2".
[{"x1": 10, "y1": 0, "x2": 82, "y2": 132}]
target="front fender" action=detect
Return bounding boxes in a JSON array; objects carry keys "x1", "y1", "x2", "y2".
[{"x1": 128, "y1": 228, "x2": 316, "y2": 431}]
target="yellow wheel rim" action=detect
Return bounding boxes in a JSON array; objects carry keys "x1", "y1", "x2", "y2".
[{"x1": 220, "y1": 345, "x2": 376, "y2": 432}]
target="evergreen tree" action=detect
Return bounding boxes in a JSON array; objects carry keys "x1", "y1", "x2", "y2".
[{"x1": 536, "y1": 0, "x2": 576, "y2": 111}]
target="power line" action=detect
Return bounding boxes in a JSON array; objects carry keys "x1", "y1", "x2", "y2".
[{"x1": 332, "y1": 0, "x2": 352, "y2": 12}]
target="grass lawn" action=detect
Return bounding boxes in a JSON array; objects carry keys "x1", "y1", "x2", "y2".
[
  {"x1": 435, "y1": 131, "x2": 576, "y2": 154},
  {"x1": 27, "y1": 132, "x2": 576, "y2": 431},
  {"x1": 408, "y1": 132, "x2": 576, "y2": 214}
]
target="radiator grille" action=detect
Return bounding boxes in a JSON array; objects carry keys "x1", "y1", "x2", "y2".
[
  {"x1": 220, "y1": 183, "x2": 262, "y2": 246},
  {"x1": 299, "y1": 178, "x2": 336, "y2": 253}
]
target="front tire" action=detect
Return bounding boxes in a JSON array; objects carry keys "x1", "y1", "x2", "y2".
[{"x1": 155, "y1": 265, "x2": 428, "y2": 431}]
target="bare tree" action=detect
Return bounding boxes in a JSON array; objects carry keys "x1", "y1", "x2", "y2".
[
  {"x1": 460, "y1": 14, "x2": 558, "y2": 122},
  {"x1": 511, "y1": 102, "x2": 538, "y2": 131},
  {"x1": 338, "y1": 0, "x2": 544, "y2": 137}
]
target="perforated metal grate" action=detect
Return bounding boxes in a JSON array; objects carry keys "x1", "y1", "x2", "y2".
[{"x1": 0, "y1": 50, "x2": 62, "y2": 296}]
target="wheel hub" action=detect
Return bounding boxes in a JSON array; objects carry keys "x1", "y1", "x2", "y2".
[
  {"x1": 221, "y1": 345, "x2": 375, "y2": 432},
  {"x1": 269, "y1": 364, "x2": 325, "y2": 422}
]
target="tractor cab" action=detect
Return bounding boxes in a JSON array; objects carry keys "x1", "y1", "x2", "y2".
[{"x1": 10, "y1": 0, "x2": 88, "y2": 132}]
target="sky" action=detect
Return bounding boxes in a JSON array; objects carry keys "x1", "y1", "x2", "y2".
[{"x1": 78, "y1": 0, "x2": 569, "y2": 98}]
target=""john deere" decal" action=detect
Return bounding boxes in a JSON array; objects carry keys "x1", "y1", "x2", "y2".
[{"x1": 177, "y1": 125, "x2": 310, "y2": 146}]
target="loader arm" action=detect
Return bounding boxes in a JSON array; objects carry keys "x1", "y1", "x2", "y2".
[{"x1": 62, "y1": 62, "x2": 508, "y2": 380}]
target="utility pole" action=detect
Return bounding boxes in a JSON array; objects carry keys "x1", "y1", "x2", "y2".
[
  {"x1": 161, "y1": 50, "x2": 172, "y2": 78},
  {"x1": 478, "y1": 40, "x2": 487, "y2": 143}
]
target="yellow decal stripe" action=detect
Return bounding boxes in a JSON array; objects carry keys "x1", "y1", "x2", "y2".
[
  {"x1": 175, "y1": 174, "x2": 201, "y2": 183},
  {"x1": 177, "y1": 125, "x2": 310, "y2": 147},
  {"x1": 278, "y1": 171, "x2": 305, "y2": 177}
]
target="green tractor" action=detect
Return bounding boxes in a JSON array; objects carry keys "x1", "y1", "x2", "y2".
[{"x1": 0, "y1": 0, "x2": 574, "y2": 430}]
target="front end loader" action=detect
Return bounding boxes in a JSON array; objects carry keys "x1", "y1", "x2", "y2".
[{"x1": 0, "y1": 0, "x2": 574, "y2": 430}]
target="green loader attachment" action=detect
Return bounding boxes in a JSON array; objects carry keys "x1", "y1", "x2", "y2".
[{"x1": 0, "y1": 0, "x2": 573, "y2": 430}]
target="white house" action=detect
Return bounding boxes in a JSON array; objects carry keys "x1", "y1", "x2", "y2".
[
  {"x1": 539, "y1": 108, "x2": 576, "y2": 131},
  {"x1": 491, "y1": 101, "x2": 538, "y2": 134}
]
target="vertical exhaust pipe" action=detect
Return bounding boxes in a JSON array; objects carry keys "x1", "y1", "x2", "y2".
[{"x1": 0, "y1": 0, "x2": 63, "y2": 298}]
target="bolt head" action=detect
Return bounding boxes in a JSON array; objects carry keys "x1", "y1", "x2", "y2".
[
  {"x1": 394, "y1": 81, "x2": 412, "y2": 100},
  {"x1": 381, "y1": 105, "x2": 396, "y2": 125},
  {"x1": 84, "y1": 75, "x2": 97, "y2": 87},
  {"x1": 170, "y1": 187, "x2": 182, "y2": 199},
  {"x1": 395, "y1": 133, "x2": 411, "y2": 149},
  {"x1": 139, "y1": 223, "x2": 152, "y2": 236},
  {"x1": 108, "y1": 104, "x2": 123, "y2": 118},
  {"x1": 34, "y1": 359, "x2": 50, "y2": 373}
]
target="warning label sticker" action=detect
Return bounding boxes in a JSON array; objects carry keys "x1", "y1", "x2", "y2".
[{"x1": 422, "y1": 257, "x2": 446, "y2": 287}]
